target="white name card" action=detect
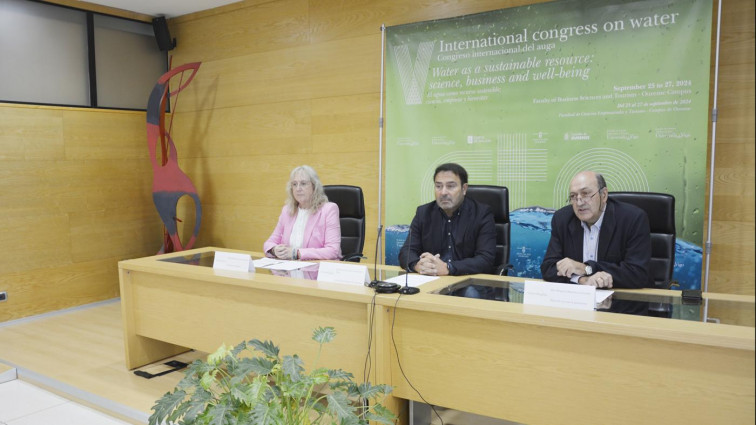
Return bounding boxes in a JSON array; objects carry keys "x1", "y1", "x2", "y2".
[
  {"x1": 523, "y1": 280, "x2": 596, "y2": 311},
  {"x1": 213, "y1": 251, "x2": 253, "y2": 273},
  {"x1": 317, "y1": 261, "x2": 370, "y2": 286}
]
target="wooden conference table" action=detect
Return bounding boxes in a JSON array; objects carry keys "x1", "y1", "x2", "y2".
[{"x1": 118, "y1": 247, "x2": 755, "y2": 425}]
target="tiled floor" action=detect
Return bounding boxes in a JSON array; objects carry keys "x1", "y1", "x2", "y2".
[{"x1": 0, "y1": 379, "x2": 130, "y2": 425}]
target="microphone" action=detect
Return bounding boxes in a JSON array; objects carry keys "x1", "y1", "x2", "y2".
[
  {"x1": 398, "y1": 228, "x2": 419, "y2": 295},
  {"x1": 368, "y1": 224, "x2": 386, "y2": 288},
  {"x1": 373, "y1": 225, "x2": 400, "y2": 294}
]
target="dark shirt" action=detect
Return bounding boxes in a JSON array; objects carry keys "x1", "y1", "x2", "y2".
[
  {"x1": 439, "y1": 206, "x2": 460, "y2": 264},
  {"x1": 399, "y1": 197, "x2": 496, "y2": 275}
]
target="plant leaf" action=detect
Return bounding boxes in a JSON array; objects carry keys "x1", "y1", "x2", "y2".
[
  {"x1": 340, "y1": 382, "x2": 360, "y2": 398},
  {"x1": 200, "y1": 370, "x2": 219, "y2": 391},
  {"x1": 231, "y1": 379, "x2": 267, "y2": 407},
  {"x1": 357, "y1": 382, "x2": 392, "y2": 400},
  {"x1": 309, "y1": 398, "x2": 327, "y2": 414},
  {"x1": 208, "y1": 343, "x2": 233, "y2": 366},
  {"x1": 327, "y1": 369, "x2": 354, "y2": 381},
  {"x1": 338, "y1": 415, "x2": 361, "y2": 425},
  {"x1": 326, "y1": 392, "x2": 355, "y2": 420},
  {"x1": 250, "y1": 402, "x2": 281, "y2": 425},
  {"x1": 231, "y1": 340, "x2": 248, "y2": 356},
  {"x1": 232, "y1": 357, "x2": 275, "y2": 381},
  {"x1": 183, "y1": 387, "x2": 214, "y2": 423},
  {"x1": 148, "y1": 390, "x2": 186, "y2": 425},
  {"x1": 282, "y1": 354, "x2": 305, "y2": 382},
  {"x1": 310, "y1": 367, "x2": 330, "y2": 386},
  {"x1": 177, "y1": 360, "x2": 211, "y2": 390},
  {"x1": 366, "y1": 404, "x2": 397, "y2": 425},
  {"x1": 205, "y1": 402, "x2": 236, "y2": 425},
  {"x1": 249, "y1": 339, "x2": 279, "y2": 358},
  {"x1": 312, "y1": 326, "x2": 336, "y2": 344},
  {"x1": 165, "y1": 399, "x2": 191, "y2": 424}
]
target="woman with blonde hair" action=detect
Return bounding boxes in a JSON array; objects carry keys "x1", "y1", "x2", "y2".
[{"x1": 264, "y1": 165, "x2": 341, "y2": 260}]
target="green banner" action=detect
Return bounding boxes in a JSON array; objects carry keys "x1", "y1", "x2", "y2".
[{"x1": 385, "y1": 0, "x2": 712, "y2": 288}]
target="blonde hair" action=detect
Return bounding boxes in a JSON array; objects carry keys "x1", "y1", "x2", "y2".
[{"x1": 285, "y1": 165, "x2": 328, "y2": 215}]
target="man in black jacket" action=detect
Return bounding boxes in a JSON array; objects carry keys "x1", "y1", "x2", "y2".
[
  {"x1": 399, "y1": 163, "x2": 496, "y2": 276},
  {"x1": 540, "y1": 171, "x2": 653, "y2": 289}
]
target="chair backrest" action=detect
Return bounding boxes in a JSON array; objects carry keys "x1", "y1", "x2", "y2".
[
  {"x1": 610, "y1": 192, "x2": 675, "y2": 289},
  {"x1": 323, "y1": 185, "x2": 366, "y2": 261},
  {"x1": 465, "y1": 185, "x2": 510, "y2": 268}
]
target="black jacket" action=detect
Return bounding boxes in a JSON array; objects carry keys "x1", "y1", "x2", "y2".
[
  {"x1": 540, "y1": 198, "x2": 653, "y2": 288},
  {"x1": 399, "y1": 197, "x2": 496, "y2": 275}
]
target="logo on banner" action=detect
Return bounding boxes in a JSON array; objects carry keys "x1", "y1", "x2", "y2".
[{"x1": 391, "y1": 41, "x2": 435, "y2": 105}]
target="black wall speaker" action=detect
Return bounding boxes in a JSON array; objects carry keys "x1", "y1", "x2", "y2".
[{"x1": 152, "y1": 17, "x2": 176, "y2": 51}]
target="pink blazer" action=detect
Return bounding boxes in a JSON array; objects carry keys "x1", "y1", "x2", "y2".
[{"x1": 263, "y1": 202, "x2": 342, "y2": 261}]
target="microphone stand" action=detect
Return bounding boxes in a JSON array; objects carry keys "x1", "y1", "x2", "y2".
[
  {"x1": 398, "y1": 275, "x2": 419, "y2": 295},
  {"x1": 370, "y1": 225, "x2": 400, "y2": 293},
  {"x1": 399, "y1": 229, "x2": 419, "y2": 295},
  {"x1": 368, "y1": 225, "x2": 385, "y2": 287}
]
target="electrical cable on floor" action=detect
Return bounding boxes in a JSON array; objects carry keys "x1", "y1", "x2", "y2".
[
  {"x1": 391, "y1": 293, "x2": 444, "y2": 425},
  {"x1": 364, "y1": 291, "x2": 378, "y2": 383},
  {"x1": 362, "y1": 291, "x2": 379, "y2": 417}
]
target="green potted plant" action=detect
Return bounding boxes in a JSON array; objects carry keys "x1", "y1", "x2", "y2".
[{"x1": 149, "y1": 326, "x2": 396, "y2": 425}]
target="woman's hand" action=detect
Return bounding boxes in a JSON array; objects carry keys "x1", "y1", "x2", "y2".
[{"x1": 272, "y1": 244, "x2": 293, "y2": 259}]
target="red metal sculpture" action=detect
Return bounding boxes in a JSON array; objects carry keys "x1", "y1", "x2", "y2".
[{"x1": 146, "y1": 62, "x2": 202, "y2": 253}]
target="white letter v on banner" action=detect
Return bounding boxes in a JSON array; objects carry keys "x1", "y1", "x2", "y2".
[{"x1": 392, "y1": 41, "x2": 435, "y2": 105}]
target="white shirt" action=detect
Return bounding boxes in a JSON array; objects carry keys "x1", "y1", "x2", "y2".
[
  {"x1": 570, "y1": 208, "x2": 606, "y2": 283},
  {"x1": 288, "y1": 208, "x2": 310, "y2": 251},
  {"x1": 581, "y1": 209, "x2": 605, "y2": 263}
]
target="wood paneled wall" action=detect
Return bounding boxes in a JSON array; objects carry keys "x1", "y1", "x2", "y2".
[
  {"x1": 0, "y1": 105, "x2": 163, "y2": 321},
  {"x1": 703, "y1": 0, "x2": 755, "y2": 296},
  {"x1": 0, "y1": 0, "x2": 752, "y2": 322}
]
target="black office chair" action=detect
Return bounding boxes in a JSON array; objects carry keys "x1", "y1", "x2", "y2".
[
  {"x1": 323, "y1": 185, "x2": 366, "y2": 262},
  {"x1": 610, "y1": 192, "x2": 676, "y2": 290},
  {"x1": 465, "y1": 185, "x2": 512, "y2": 275}
]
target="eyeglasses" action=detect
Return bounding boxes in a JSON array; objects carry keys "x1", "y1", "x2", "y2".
[
  {"x1": 567, "y1": 190, "x2": 599, "y2": 205},
  {"x1": 291, "y1": 181, "x2": 311, "y2": 189}
]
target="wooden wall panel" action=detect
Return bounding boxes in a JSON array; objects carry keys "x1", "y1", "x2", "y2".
[
  {"x1": 0, "y1": 108, "x2": 64, "y2": 160},
  {"x1": 63, "y1": 111, "x2": 148, "y2": 160},
  {"x1": 171, "y1": 101, "x2": 313, "y2": 158},
  {"x1": 172, "y1": 35, "x2": 381, "y2": 111},
  {"x1": 307, "y1": 0, "x2": 550, "y2": 42},
  {"x1": 0, "y1": 213, "x2": 72, "y2": 274},
  {"x1": 1, "y1": 162, "x2": 65, "y2": 215},
  {"x1": 0, "y1": 105, "x2": 161, "y2": 322},
  {"x1": 171, "y1": 0, "x2": 310, "y2": 62},
  {"x1": 710, "y1": 194, "x2": 755, "y2": 222},
  {"x1": 69, "y1": 205, "x2": 161, "y2": 263},
  {"x1": 2, "y1": 259, "x2": 120, "y2": 317},
  {"x1": 311, "y1": 93, "x2": 380, "y2": 154},
  {"x1": 705, "y1": 0, "x2": 755, "y2": 296}
]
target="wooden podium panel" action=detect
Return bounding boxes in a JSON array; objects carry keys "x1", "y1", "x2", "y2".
[
  {"x1": 388, "y1": 305, "x2": 754, "y2": 425},
  {"x1": 119, "y1": 248, "x2": 375, "y2": 375},
  {"x1": 123, "y1": 271, "x2": 368, "y2": 373}
]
